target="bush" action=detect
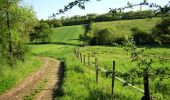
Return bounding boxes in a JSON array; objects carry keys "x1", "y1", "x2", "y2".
[
  {"x1": 30, "y1": 22, "x2": 54, "y2": 43},
  {"x1": 89, "y1": 37, "x2": 98, "y2": 45},
  {"x1": 152, "y1": 18, "x2": 170, "y2": 44},
  {"x1": 131, "y1": 27, "x2": 153, "y2": 44},
  {"x1": 97, "y1": 28, "x2": 112, "y2": 45},
  {"x1": 114, "y1": 36, "x2": 126, "y2": 45}
]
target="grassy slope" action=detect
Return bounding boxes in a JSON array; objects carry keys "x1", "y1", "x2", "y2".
[
  {"x1": 0, "y1": 57, "x2": 42, "y2": 94},
  {"x1": 94, "y1": 18, "x2": 161, "y2": 35},
  {"x1": 51, "y1": 25, "x2": 85, "y2": 45},
  {"x1": 31, "y1": 18, "x2": 170, "y2": 100}
]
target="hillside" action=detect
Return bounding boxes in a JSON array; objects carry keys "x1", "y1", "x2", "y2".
[
  {"x1": 93, "y1": 18, "x2": 161, "y2": 35},
  {"x1": 51, "y1": 25, "x2": 85, "y2": 45}
]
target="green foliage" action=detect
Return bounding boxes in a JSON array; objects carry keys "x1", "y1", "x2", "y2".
[
  {"x1": 97, "y1": 28, "x2": 112, "y2": 45},
  {"x1": 131, "y1": 27, "x2": 153, "y2": 44},
  {"x1": 123, "y1": 37, "x2": 169, "y2": 99},
  {"x1": 152, "y1": 18, "x2": 170, "y2": 44},
  {"x1": 48, "y1": 10, "x2": 161, "y2": 26},
  {"x1": 45, "y1": 19, "x2": 62, "y2": 27},
  {"x1": 82, "y1": 21, "x2": 94, "y2": 45},
  {"x1": 88, "y1": 27, "x2": 124, "y2": 45},
  {"x1": 0, "y1": 0, "x2": 37, "y2": 65},
  {"x1": 30, "y1": 22, "x2": 54, "y2": 43}
]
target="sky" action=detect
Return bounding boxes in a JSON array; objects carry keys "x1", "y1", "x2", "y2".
[{"x1": 22, "y1": 0, "x2": 169, "y2": 20}]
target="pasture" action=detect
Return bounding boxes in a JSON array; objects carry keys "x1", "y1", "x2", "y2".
[
  {"x1": 51, "y1": 25, "x2": 85, "y2": 45},
  {"x1": 30, "y1": 18, "x2": 170, "y2": 100},
  {"x1": 0, "y1": 18, "x2": 169, "y2": 99}
]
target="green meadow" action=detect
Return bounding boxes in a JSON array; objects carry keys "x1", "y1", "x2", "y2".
[
  {"x1": 51, "y1": 25, "x2": 85, "y2": 45},
  {"x1": 30, "y1": 18, "x2": 170, "y2": 99},
  {"x1": 0, "y1": 18, "x2": 169, "y2": 99}
]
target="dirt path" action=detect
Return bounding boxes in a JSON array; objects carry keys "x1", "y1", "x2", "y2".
[{"x1": 0, "y1": 57, "x2": 62, "y2": 100}]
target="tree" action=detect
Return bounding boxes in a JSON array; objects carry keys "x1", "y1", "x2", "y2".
[
  {"x1": 152, "y1": 18, "x2": 170, "y2": 44},
  {"x1": 123, "y1": 37, "x2": 169, "y2": 100},
  {"x1": 47, "y1": 19, "x2": 62, "y2": 27},
  {"x1": 0, "y1": 0, "x2": 37, "y2": 65},
  {"x1": 131, "y1": 27, "x2": 152, "y2": 44},
  {"x1": 30, "y1": 22, "x2": 54, "y2": 43},
  {"x1": 97, "y1": 29, "x2": 112, "y2": 45}
]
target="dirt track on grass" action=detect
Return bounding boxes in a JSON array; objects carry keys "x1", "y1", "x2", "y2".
[{"x1": 0, "y1": 57, "x2": 63, "y2": 100}]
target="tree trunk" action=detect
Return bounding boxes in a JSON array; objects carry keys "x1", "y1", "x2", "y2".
[
  {"x1": 142, "y1": 69, "x2": 151, "y2": 100},
  {"x1": 6, "y1": 9, "x2": 13, "y2": 65}
]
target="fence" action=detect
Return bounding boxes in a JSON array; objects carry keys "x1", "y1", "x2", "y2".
[{"x1": 74, "y1": 49, "x2": 144, "y2": 97}]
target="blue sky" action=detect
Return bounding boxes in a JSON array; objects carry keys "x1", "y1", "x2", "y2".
[{"x1": 22, "y1": 0, "x2": 169, "y2": 20}]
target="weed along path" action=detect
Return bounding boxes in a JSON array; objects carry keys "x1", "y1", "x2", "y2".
[{"x1": 0, "y1": 57, "x2": 62, "y2": 100}]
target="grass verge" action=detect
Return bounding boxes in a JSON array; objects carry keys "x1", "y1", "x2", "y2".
[{"x1": 0, "y1": 56, "x2": 42, "y2": 94}]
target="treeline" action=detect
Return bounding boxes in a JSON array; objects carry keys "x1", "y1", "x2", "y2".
[
  {"x1": 81, "y1": 18, "x2": 170, "y2": 46},
  {"x1": 43, "y1": 10, "x2": 167, "y2": 27}
]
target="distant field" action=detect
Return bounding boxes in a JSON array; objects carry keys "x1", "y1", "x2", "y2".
[
  {"x1": 51, "y1": 25, "x2": 85, "y2": 45},
  {"x1": 94, "y1": 18, "x2": 161, "y2": 35},
  {"x1": 51, "y1": 18, "x2": 160, "y2": 44}
]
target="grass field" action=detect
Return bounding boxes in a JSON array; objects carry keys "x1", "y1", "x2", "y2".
[
  {"x1": 78, "y1": 45, "x2": 170, "y2": 99},
  {"x1": 0, "y1": 18, "x2": 164, "y2": 99},
  {"x1": 51, "y1": 25, "x2": 85, "y2": 45},
  {"x1": 30, "y1": 18, "x2": 170, "y2": 100},
  {"x1": 31, "y1": 44, "x2": 170, "y2": 100},
  {"x1": 31, "y1": 44, "x2": 144, "y2": 100},
  {"x1": 93, "y1": 18, "x2": 161, "y2": 35}
]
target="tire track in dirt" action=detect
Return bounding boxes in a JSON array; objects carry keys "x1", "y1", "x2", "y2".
[{"x1": 0, "y1": 57, "x2": 62, "y2": 100}]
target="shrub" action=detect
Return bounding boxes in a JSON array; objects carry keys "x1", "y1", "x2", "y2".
[
  {"x1": 131, "y1": 27, "x2": 153, "y2": 44},
  {"x1": 89, "y1": 37, "x2": 98, "y2": 45},
  {"x1": 97, "y1": 28, "x2": 112, "y2": 45},
  {"x1": 114, "y1": 36, "x2": 126, "y2": 45},
  {"x1": 80, "y1": 21, "x2": 94, "y2": 45},
  {"x1": 30, "y1": 22, "x2": 54, "y2": 43},
  {"x1": 152, "y1": 18, "x2": 170, "y2": 44}
]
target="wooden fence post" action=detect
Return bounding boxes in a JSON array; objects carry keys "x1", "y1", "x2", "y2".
[
  {"x1": 95, "y1": 58, "x2": 98, "y2": 83},
  {"x1": 80, "y1": 53, "x2": 82, "y2": 63},
  {"x1": 112, "y1": 61, "x2": 115, "y2": 98},
  {"x1": 84, "y1": 55, "x2": 86, "y2": 64},
  {"x1": 88, "y1": 54, "x2": 90, "y2": 74},
  {"x1": 77, "y1": 51, "x2": 80, "y2": 59},
  {"x1": 74, "y1": 48, "x2": 76, "y2": 56}
]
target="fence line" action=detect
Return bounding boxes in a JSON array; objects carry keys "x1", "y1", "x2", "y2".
[{"x1": 74, "y1": 49, "x2": 144, "y2": 94}]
